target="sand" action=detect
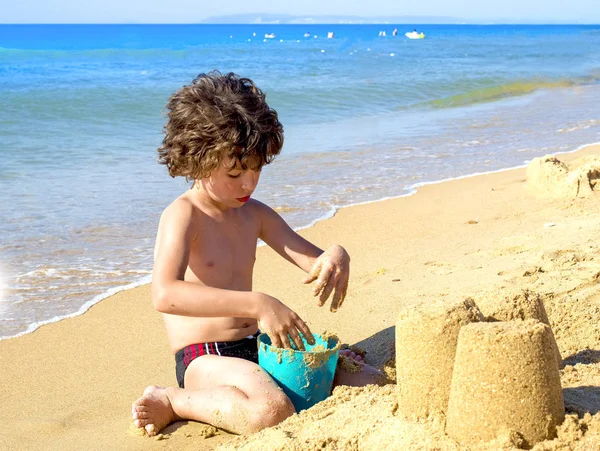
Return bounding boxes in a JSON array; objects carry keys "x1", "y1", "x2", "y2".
[{"x1": 1, "y1": 145, "x2": 599, "y2": 450}]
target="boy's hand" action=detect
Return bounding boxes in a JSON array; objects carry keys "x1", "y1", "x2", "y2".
[
  {"x1": 303, "y1": 244, "x2": 350, "y2": 312},
  {"x1": 255, "y1": 293, "x2": 315, "y2": 350}
]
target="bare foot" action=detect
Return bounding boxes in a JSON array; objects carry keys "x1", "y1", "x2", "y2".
[
  {"x1": 333, "y1": 349, "x2": 387, "y2": 387},
  {"x1": 339, "y1": 348, "x2": 363, "y2": 363},
  {"x1": 132, "y1": 385, "x2": 178, "y2": 436}
]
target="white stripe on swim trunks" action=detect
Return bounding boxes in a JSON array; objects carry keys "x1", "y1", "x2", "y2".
[
  {"x1": 215, "y1": 342, "x2": 221, "y2": 355},
  {"x1": 205, "y1": 343, "x2": 210, "y2": 355}
]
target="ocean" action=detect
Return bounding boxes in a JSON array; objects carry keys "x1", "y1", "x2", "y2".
[{"x1": 1, "y1": 23, "x2": 599, "y2": 340}]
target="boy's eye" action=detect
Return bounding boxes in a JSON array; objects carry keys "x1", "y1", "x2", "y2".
[{"x1": 228, "y1": 173, "x2": 242, "y2": 178}]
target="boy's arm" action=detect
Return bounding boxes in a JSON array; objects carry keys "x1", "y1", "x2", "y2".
[{"x1": 256, "y1": 201, "x2": 350, "y2": 312}]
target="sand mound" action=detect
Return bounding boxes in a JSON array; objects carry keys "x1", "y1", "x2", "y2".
[
  {"x1": 394, "y1": 298, "x2": 484, "y2": 419},
  {"x1": 526, "y1": 155, "x2": 600, "y2": 198},
  {"x1": 446, "y1": 320, "x2": 565, "y2": 447}
]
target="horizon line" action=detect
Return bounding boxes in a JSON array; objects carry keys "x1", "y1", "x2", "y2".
[{"x1": 1, "y1": 22, "x2": 598, "y2": 25}]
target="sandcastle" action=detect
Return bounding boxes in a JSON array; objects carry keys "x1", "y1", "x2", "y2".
[
  {"x1": 395, "y1": 293, "x2": 565, "y2": 448},
  {"x1": 526, "y1": 154, "x2": 600, "y2": 198},
  {"x1": 395, "y1": 298, "x2": 484, "y2": 418}
]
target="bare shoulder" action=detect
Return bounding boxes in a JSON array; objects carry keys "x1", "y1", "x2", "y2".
[
  {"x1": 245, "y1": 198, "x2": 276, "y2": 218},
  {"x1": 154, "y1": 195, "x2": 203, "y2": 259},
  {"x1": 160, "y1": 196, "x2": 195, "y2": 227},
  {"x1": 243, "y1": 198, "x2": 283, "y2": 231},
  {"x1": 246, "y1": 199, "x2": 298, "y2": 243},
  {"x1": 157, "y1": 194, "x2": 208, "y2": 241}
]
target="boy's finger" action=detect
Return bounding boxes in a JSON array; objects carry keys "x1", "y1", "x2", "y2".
[
  {"x1": 319, "y1": 274, "x2": 336, "y2": 306},
  {"x1": 288, "y1": 328, "x2": 305, "y2": 351},
  {"x1": 329, "y1": 280, "x2": 343, "y2": 312},
  {"x1": 302, "y1": 273, "x2": 317, "y2": 284},
  {"x1": 302, "y1": 259, "x2": 322, "y2": 284},
  {"x1": 280, "y1": 333, "x2": 292, "y2": 349},
  {"x1": 270, "y1": 333, "x2": 284, "y2": 349},
  {"x1": 295, "y1": 318, "x2": 315, "y2": 345},
  {"x1": 337, "y1": 281, "x2": 348, "y2": 309},
  {"x1": 314, "y1": 269, "x2": 332, "y2": 301}
]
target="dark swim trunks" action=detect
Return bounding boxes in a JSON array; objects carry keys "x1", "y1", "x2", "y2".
[{"x1": 175, "y1": 331, "x2": 260, "y2": 388}]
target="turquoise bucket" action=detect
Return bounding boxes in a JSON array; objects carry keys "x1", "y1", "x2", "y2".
[{"x1": 258, "y1": 333, "x2": 340, "y2": 412}]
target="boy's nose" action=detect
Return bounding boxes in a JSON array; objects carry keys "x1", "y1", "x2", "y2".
[{"x1": 241, "y1": 171, "x2": 260, "y2": 191}]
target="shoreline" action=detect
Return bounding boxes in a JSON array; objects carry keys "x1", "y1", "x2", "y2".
[
  {"x1": 0, "y1": 142, "x2": 598, "y2": 450},
  {"x1": 3, "y1": 139, "x2": 599, "y2": 343}
]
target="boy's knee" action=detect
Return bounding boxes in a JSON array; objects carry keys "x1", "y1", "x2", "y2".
[{"x1": 247, "y1": 392, "x2": 295, "y2": 433}]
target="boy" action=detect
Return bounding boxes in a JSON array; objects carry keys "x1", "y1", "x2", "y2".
[{"x1": 132, "y1": 71, "x2": 375, "y2": 437}]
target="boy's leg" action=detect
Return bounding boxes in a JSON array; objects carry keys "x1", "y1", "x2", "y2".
[{"x1": 132, "y1": 355, "x2": 294, "y2": 436}]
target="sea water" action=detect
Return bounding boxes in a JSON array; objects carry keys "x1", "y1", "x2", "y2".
[{"x1": 1, "y1": 24, "x2": 599, "y2": 339}]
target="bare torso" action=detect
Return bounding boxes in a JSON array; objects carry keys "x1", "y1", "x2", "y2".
[{"x1": 158, "y1": 194, "x2": 262, "y2": 353}]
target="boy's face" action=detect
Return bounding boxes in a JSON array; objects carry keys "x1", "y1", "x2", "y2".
[{"x1": 201, "y1": 158, "x2": 261, "y2": 208}]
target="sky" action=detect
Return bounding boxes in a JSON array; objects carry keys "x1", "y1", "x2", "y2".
[{"x1": 2, "y1": 0, "x2": 599, "y2": 24}]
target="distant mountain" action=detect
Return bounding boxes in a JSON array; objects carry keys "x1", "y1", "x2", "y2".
[{"x1": 200, "y1": 14, "x2": 468, "y2": 25}]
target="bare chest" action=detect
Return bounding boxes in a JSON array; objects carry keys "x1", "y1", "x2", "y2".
[{"x1": 186, "y1": 214, "x2": 259, "y2": 289}]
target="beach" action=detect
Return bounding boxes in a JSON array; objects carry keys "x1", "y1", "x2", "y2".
[{"x1": 1, "y1": 144, "x2": 598, "y2": 450}]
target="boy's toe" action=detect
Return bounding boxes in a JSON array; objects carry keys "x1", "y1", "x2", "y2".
[
  {"x1": 134, "y1": 419, "x2": 149, "y2": 428},
  {"x1": 133, "y1": 411, "x2": 149, "y2": 420}
]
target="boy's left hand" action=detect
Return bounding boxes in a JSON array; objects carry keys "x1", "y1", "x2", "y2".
[{"x1": 303, "y1": 244, "x2": 350, "y2": 312}]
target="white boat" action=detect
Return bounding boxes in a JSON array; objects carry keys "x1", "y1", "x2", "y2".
[
  {"x1": 264, "y1": 33, "x2": 276, "y2": 39},
  {"x1": 405, "y1": 31, "x2": 426, "y2": 39}
]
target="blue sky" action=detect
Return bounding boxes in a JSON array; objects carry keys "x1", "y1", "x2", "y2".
[{"x1": 3, "y1": 0, "x2": 599, "y2": 24}]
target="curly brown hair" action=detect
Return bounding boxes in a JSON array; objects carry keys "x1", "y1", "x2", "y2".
[{"x1": 158, "y1": 71, "x2": 284, "y2": 180}]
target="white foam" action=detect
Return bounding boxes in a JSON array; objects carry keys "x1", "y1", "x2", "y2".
[{"x1": 0, "y1": 274, "x2": 152, "y2": 341}]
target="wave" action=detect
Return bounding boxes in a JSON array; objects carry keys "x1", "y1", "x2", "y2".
[{"x1": 426, "y1": 75, "x2": 599, "y2": 109}]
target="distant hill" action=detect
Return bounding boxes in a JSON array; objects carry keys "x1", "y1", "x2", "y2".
[{"x1": 200, "y1": 14, "x2": 468, "y2": 24}]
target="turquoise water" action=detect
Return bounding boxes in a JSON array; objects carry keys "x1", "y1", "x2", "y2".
[{"x1": 1, "y1": 24, "x2": 599, "y2": 339}]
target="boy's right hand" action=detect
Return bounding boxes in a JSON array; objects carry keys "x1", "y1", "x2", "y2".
[{"x1": 254, "y1": 293, "x2": 315, "y2": 350}]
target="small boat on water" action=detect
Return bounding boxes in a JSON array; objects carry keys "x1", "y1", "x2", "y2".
[
  {"x1": 264, "y1": 33, "x2": 276, "y2": 39},
  {"x1": 405, "y1": 31, "x2": 426, "y2": 39}
]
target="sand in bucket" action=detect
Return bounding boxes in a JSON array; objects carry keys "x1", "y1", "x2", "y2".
[
  {"x1": 258, "y1": 332, "x2": 340, "y2": 412},
  {"x1": 395, "y1": 298, "x2": 484, "y2": 419},
  {"x1": 446, "y1": 320, "x2": 565, "y2": 448}
]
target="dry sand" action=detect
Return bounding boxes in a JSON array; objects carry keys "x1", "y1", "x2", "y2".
[{"x1": 1, "y1": 145, "x2": 599, "y2": 450}]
